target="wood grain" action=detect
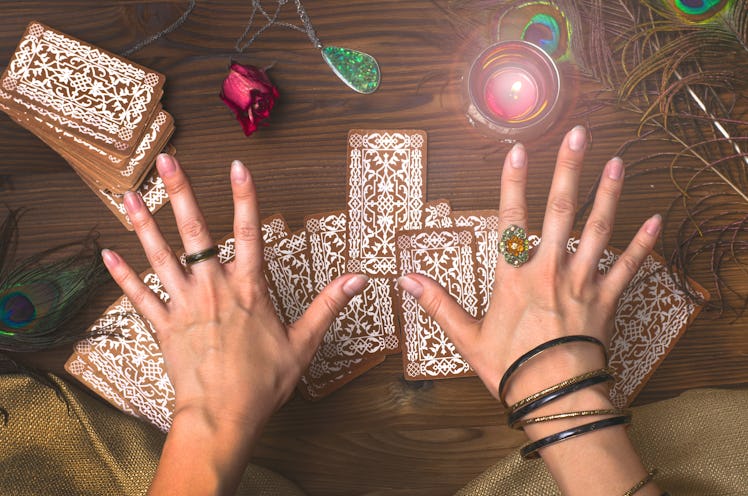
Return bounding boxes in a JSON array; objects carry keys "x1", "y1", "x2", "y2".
[{"x1": 1, "y1": 1, "x2": 746, "y2": 494}]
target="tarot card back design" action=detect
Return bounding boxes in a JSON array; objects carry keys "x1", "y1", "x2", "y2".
[
  {"x1": 396, "y1": 228, "x2": 479, "y2": 380},
  {"x1": 451, "y1": 210, "x2": 501, "y2": 315},
  {"x1": 306, "y1": 211, "x2": 399, "y2": 360},
  {"x1": 346, "y1": 130, "x2": 426, "y2": 277},
  {"x1": 1, "y1": 22, "x2": 164, "y2": 156}
]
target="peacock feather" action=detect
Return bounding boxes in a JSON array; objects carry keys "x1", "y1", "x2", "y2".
[
  {"x1": 494, "y1": 1, "x2": 577, "y2": 62},
  {"x1": 0, "y1": 209, "x2": 111, "y2": 351},
  {"x1": 570, "y1": 0, "x2": 748, "y2": 313}
]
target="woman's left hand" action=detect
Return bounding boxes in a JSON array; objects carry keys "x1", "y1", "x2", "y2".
[{"x1": 102, "y1": 154, "x2": 368, "y2": 495}]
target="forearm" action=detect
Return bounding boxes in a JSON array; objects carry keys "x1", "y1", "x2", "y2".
[
  {"x1": 505, "y1": 346, "x2": 661, "y2": 496},
  {"x1": 522, "y1": 389, "x2": 659, "y2": 495},
  {"x1": 148, "y1": 411, "x2": 261, "y2": 496}
]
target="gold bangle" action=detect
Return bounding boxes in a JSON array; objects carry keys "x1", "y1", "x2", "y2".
[
  {"x1": 506, "y1": 367, "x2": 616, "y2": 428},
  {"x1": 511, "y1": 408, "x2": 632, "y2": 429},
  {"x1": 623, "y1": 469, "x2": 658, "y2": 496},
  {"x1": 509, "y1": 367, "x2": 616, "y2": 412}
]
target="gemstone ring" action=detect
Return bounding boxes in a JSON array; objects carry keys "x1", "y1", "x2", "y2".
[{"x1": 499, "y1": 224, "x2": 532, "y2": 267}]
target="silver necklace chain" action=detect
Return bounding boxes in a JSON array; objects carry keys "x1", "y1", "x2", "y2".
[{"x1": 235, "y1": 0, "x2": 322, "y2": 53}]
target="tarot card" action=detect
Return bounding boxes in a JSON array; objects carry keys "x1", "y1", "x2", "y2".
[
  {"x1": 261, "y1": 214, "x2": 292, "y2": 245},
  {"x1": 71, "y1": 147, "x2": 173, "y2": 230},
  {"x1": 346, "y1": 129, "x2": 426, "y2": 277},
  {"x1": 298, "y1": 355, "x2": 385, "y2": 400},
  {"x1": 305, "y1": 211, "x2": 400, "y2": 361},
  {"x1": 395, "y1": 228, "x2": 480, "y2": 380},
  {"x1": 423, "y1": 199, "x2": 453, "y2": 228},
  {"x1": 1, "y1": 22, "x2": 164, "y2": 157},
  {"x1": 65, "y1": 350, "x2": 140, "y2": 417},
  {"x1": 258, "y1": 215, "x2": 292, "y2": 321},
  {"x1": 30, "y1": 107, "x2": 174, "y2": 193},
  {"x1": 262, "y1": 229, "x2": 315, "y2": 325},
  {"x1": 451, "y1": 210, "x2": 501, "y2": 316}
]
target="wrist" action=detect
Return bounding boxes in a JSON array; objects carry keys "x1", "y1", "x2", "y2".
[
  {"x1": 503, "y1": 340, "x2": 608, "y2": 406},
  {"x1": 170, "y1": 405, "x2": 263, "y2": 460},
  {"x1": 149, "y1": 408, "x2": 263, "y2": 495},
  {"x1": 519, "y1": 383, "x2": 615, "y2": 441}
]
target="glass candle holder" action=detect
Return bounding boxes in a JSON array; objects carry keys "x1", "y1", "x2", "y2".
[{"x1": 466, "y1": 40, "x2": 561, "y2": 142}]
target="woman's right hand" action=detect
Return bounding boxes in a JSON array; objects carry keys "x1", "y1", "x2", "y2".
[
  {"x1": 398, "y1": 125, "x2": 660, "y2": 404},
  {"x1": 398, "y1": 126, "x2": 663, "y2": 495}
]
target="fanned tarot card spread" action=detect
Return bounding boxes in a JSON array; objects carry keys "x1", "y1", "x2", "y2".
[
  {"x1": 65, "y1": 236, "x2": 240, "y2": 432},
  {"x1": 451, "y1": 210, "x2": 501, "y2": 316},
  {"x1": 396, "y1": 228, "x2": 480, "y2": 380},
  {"x1": 1, "y1": 22, "x2": 165, "y2": 156},
  {"x1": 62, "y1": 127, "x2": 709, "y2": 423},
  {"x1": 346, "y1": 130, "x2": 426, "y2": 277},
  {"x1": 423, "y1": 199, "x2": 454, "y2": 228},
  {"x1": 305, "y1": 211, "x2": 399, "y2": 361}
]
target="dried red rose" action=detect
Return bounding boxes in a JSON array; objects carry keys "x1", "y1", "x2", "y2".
[{"x1": 219, "y1": 62, "x2": 279, "y2": 136}]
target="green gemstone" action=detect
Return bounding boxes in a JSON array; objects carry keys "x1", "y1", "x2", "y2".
[{"x1": 321, "y1": 46, "x2": 380, "y2": 94}]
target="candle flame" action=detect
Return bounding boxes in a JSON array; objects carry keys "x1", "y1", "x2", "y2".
[{"x1": 510, "y1": 80, "x2": 523, "y2": 100}]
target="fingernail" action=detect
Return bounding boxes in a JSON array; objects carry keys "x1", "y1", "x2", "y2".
[
  {"x1": 568, "y1": 125, "x2": 587, "y2": 152},
  {"x1": 510, "y1": 143, "x2": 526, "y2": 169},
  {"x1": 101, "y1": 248, "x2": 120, "y2": 267},
  {"x1": 607, "y1": 157, "x2": 624, "y2": 180},
  {"x1": 398, "y1": 275, "x2": 423, "y2": 298},
  {"x1": 156, "y1": 154, "x2": 177, "y2": 177},
  {"x1": 124, "y1": 191, "x2": 144, "y2": 213},
  {"x1": 645, "y1": 214, "x2": 662, "y2": 236},
  {"x1": 231, "y1": 160, "x2": 249, "y2": 184},
  {"x1": 342, "y1": 274, "x2": 369, "y2": 297}
]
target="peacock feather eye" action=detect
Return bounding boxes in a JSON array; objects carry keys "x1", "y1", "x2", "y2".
[
  {"x1": 0, "y1": 291, "x2": 36, "y2": 331},
  {"x1": 496, "y1": 1, "x2": 571, "y2": 62},
  {"x1": 667, "y1": 0, "x2": 731, "y2": 22}
]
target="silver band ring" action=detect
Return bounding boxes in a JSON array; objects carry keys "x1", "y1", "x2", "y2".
[
  {"x1": 184, "y1": 246, "x2": 219, "y2": 266},
  {"x1": 499, "y1": 224, "x2": 531, "y2": 267}
]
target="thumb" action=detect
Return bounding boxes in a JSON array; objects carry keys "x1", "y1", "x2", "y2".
[
  {"x1": 398, "y1": 273, "x2": 480, "y2": 353},
  {"x1": 289, "y1": 273, "x2": 369, "y2": 363}
]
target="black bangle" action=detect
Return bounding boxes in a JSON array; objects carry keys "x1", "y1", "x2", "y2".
[
  {"x1": 498, "y1": 335, "x2": 607, "y2": 406},
  {"x1": 520, "y1": 414, "x2": 631, "y2": 459},
  {"x1": 507, "y1": 370, "x2": 615, "y2": 427}
]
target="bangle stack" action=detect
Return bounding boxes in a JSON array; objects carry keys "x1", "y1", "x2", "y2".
[
  {"x1": 506, "y1": 367, "x2": 616, "y2": 427},
  {"x1": 501, "y1": 336, "x2": 664, "y2": 495},
  {"x1": 498, "y1": 335, "x2": 608, "y2": 407}
]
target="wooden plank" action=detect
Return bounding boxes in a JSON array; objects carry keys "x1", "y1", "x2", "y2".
[{"x1": 1, "y1": 1, "x2": 746, "y2": 494}]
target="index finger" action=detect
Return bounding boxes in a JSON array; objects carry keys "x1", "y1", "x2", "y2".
[{"x1": 230, "y1": 160, "x2": 265, "y2": 280}]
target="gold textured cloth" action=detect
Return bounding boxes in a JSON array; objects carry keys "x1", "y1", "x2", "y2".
[
  {"x1": 2, "y1": 373, "x2": 747, "y2": 495},
  {"x1": 0, "y1": 373, "x2": 305, "y2": 496},
  {"x1": 456, "y1": 388, "x2": 748, "y2": 496}
]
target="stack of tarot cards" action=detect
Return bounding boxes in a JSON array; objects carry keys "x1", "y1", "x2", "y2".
[
  {"x1": 66, "y1": 130, "x2": 708, "y2": 432},
  {"x1": 0, "y1": 22, "x2": 174, "y2": 229}
]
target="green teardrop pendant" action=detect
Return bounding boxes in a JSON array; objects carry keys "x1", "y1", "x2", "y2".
[{"x1": 321, "y1": 46, "x2": 380, "y2": 94}]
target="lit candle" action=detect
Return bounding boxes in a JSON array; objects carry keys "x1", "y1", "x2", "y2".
[
  {"x1": 466, "y1": 40, "x2": 561, "y2": 141},
  {"x1": 484, "y1": 67, "x2": 539, "y2": 121}
]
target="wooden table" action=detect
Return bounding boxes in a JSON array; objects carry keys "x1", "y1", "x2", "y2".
[{"x1": 1, "y1": 1, "x2": 746, "y2": 494}]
